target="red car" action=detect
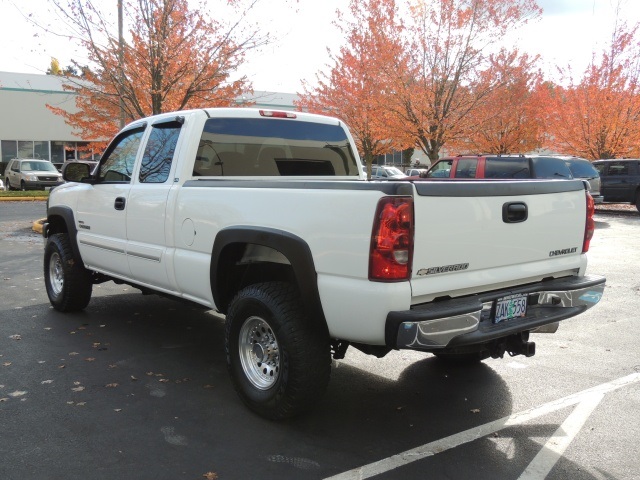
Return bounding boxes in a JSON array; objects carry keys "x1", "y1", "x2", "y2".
[{"x1": 423, "y1": 155, "x2": 573, "y2": 180}]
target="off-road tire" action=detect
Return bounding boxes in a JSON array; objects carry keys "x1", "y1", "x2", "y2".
[
  {"x1": 225, "y1": 281, "x2": 331, "y2": 420},
  {"x1": 44, "y1": 233, "x2": 93, "y2": 312}
]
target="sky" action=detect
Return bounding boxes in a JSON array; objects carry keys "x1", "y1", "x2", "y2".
[{"x1": 0, "y1": 0, "x2": 639, "y2": 93}]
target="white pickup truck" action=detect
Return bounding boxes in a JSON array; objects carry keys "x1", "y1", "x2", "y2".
[{"x1": 43, "y1": 108, "x2": 606, "y2": 419}]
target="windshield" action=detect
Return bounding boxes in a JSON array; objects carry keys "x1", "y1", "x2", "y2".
[
  {"x1": 21, "y1": 161, "x2": 58, "y2": 172},
  {"x1": 385, "y1": 167, "x2": 405, "y2": 176}
]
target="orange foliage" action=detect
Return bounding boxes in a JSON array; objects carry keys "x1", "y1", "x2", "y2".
[
  {"x1": 296, "y1": 0, "x2": 411, "y2": 174},
  {"x1": 386, "y1": 0, "x2": 541, "y2": 161},
  {"x1": 543, "y1": 21, "x2": 640, "y2": 160},
  {"x1": 450, "y1": 49, "x2": 544, "y2": 154},
  {"x1": 48, "y1": 0, "x2": 262, "y2": 150}
]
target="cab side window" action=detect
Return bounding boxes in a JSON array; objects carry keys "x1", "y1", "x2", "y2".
[
  {"x1": 608, "y1": 162, "x2": 629, "y2": 176},
  {"x1": 455, "y1": 159, "x2": 478, "y2": 178},
  {"x1": 139, "y1": 121, "x2": 182, "y2": 183},
  {"x1": 98, "y1": 126, "x2": 146, "y2": 183}
]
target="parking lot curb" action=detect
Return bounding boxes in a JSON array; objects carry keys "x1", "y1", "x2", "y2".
[{"x1": 0, "y1": 196, "x2": 48, "y2": 201}]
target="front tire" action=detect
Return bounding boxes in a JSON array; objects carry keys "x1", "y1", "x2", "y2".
[
  {"x1": 44, "y1": 233, "x2": 93, "y2": 312},
  {"x1": 225, "y1": 282, "x2": 331, "y2": 420}
]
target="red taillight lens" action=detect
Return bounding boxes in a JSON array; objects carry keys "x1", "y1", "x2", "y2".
[
  {"x1": 583, "y1": 191, "x2": 595, "y2": 253},
  {"x1": 369, "y1": 196, "x2": 414, "y2": 281}
]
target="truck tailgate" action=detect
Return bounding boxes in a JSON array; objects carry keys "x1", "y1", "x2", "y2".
[{"x1": 410, "y1": 180, "x2": 589, "y2": 302}]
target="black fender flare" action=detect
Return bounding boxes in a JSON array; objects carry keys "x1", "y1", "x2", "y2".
[
  {"x1": 210, "y1": 226, "x2": 327, "y2": 331},
  {"x1": 45, "y1": 206, "x2": 83, "y2": 262}
]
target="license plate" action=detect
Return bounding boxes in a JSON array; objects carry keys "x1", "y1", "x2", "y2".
[{"x1": 494, "y1": 294, "x2": 527, "y2": 323}]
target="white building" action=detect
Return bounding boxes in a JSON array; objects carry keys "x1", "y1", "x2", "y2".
[{"x1": 0, "y1": 71, "x2": 299, "y2": 174}]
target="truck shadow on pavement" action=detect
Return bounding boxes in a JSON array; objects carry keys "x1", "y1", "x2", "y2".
[{"x1": 0, "y1": 292, "x2": 604, "y2": 480}]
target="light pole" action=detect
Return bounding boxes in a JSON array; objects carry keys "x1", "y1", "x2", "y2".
[{"x1": 118, "y1": 0, "x2": 125, "y2": 129}]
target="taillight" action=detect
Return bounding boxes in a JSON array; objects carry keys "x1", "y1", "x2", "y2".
[
  {"x1": 369, "y1": 196, "x2": 414, "y2": 281},
  {"x1": 583, "y1": 191, "x2": 595, "y2": 253}
]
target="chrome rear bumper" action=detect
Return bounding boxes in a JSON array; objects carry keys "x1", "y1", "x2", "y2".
[{"x1": 386, "y1": 274, "x2": 605, "y2": 351}]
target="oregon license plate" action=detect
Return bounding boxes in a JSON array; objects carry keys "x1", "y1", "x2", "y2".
[{"x1": 494, "y1": 294, "x2": 527, "y2": 323}]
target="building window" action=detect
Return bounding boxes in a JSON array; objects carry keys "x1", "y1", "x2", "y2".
[
  {"x1": 51, "y1": 141, "x2": 65, "y2": 164},
  {"x1": 18, "y1": 141, "x2": 34, "y2": 158},
  {"x1": 34, "y1": 141, "x2": 50, "y2": 160},
  {"x1": 1, "y1": 140, "x2": 17, "y2": 163}
]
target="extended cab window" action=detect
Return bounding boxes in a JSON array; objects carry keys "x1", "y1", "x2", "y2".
[
  {"x1": 485, "y1": 158, "x2": 530, "y2": 178},
  {"x1": 98, "y1": 126, "x2": 146, "y2": 183},
  {"x1": 193, "y1": 118, "x2": 359, "y2": 177},
  {"x1": 139, "y1": 121, "x2": 182, "y2": 183}
]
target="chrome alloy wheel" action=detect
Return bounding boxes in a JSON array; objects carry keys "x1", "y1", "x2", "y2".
[
  {"x1": 48, "y1": 251, "x2": 64, "y2": 297},
  {"x1": 238, "y1": 316, "x2": 280, "y2": 390}
]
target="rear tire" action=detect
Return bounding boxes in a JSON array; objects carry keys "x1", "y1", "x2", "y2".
[
  {"x1": 635, "y1": 192, "x2": 640, "y2": 213},
  {"x1": 5, "y1": 177, "x2": 12, "y2": 190},
  {"x1": 44, "y1": 233, "x2": 93, "y2": 312},
  {"x1": 225, "y1": 282, "x2": 331, "y2": 420}
]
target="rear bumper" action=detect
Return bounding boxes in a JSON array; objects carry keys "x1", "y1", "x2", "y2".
[{"x1": 386, "y1": 274, "x2": 606, "y2": 351}]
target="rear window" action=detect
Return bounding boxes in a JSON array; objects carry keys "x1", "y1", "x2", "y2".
[
  {"x1": 484, "y1": 158, "x2": 530, "y2": 178},
  {"x1": 193, "y1": 118, "x2": 359, "y2": 177},
  {"x1": 531, "y1": 157, "x2": 572, "y2": 179},
  {"x1": 565, "y1": 159, "x2": 598, "y2": 178}
]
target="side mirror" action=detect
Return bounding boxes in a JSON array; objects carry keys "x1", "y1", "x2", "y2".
[{"x1": 62, "y1": 162, "x2": 92, "y2": 183}]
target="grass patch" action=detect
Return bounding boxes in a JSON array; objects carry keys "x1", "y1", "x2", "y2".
[{"x1": 0, "y1": 190, "x2": 49, "y2": 198}]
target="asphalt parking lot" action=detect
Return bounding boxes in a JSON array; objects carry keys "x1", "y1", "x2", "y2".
[{"x1": 1, "y1": 201, "x2": 639, "y2": 480}]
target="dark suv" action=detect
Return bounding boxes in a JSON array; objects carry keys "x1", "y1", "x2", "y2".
[
  {"x1": 424, "y1": 155, "x2": 573, "y2": 180},
  {"x1": 593, "y1": 159, "x2": 640, "y2": 212}
]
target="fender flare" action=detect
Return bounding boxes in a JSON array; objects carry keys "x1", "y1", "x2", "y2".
[
  {"x1": 210, "y1": 226, "x2": 327, "y2": 330},
  {"x1": 45, "y1": 206, "x2": 83, "y2": 262}
]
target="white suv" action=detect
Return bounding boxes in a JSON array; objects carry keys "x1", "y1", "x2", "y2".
[{"x1": 4, "y1": 158, "x2": 63, "y2": 191}]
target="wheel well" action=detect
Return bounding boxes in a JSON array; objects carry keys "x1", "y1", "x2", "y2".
[
  {"x1": 47, "y1": 214, "x2": 69, "y2": 235},
  {"x1": 215, "y1": 242, "x2": 295, "y2": 313}
]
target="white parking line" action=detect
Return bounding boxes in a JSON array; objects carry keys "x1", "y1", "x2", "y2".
[
  {"x1": 517, "y1": 391, "x2": 604, "y2": 480},
  {"x1": 324, "y1": 373, "x2": 640, "y2": 480}
]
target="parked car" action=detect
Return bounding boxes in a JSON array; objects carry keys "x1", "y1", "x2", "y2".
[
  {"x1": 593, "y1": 158, "x2": 640, "y2": 212},
  {"x1": 4, "y1": 158, "x2": 64, "y2": 191},
  {"x1": 560, "y1": 156, "x2": 603, "y2": 203},
  {"x1": 0, "y1": 178, "x2": 5, "y2": 191},
  {"x1": 424, "y1": 155, "x2": 573, "y2": 180},
  {"x1": 406, "y1": 167, "x2": 429, "y2": 177},
  {"x1": 371, "y1": 165, "x2": 408, "y2": 179}
]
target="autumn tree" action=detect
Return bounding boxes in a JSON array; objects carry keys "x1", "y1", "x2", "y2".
[
  {"x1": 296, "y1": 0, "x2": 411, "y2": 176},
  {"x1": 543, "y1": 20, "x2": 640, "y2": 160},
  {"x1": 44, "y1": 0, "x2": 268, "y2": 147},
  {"x1": 451, "y1": 48, "x2": 544, "y2": 154},
  {"x1": 388, "y1": 0, "x2": 541, "y2": 162}
]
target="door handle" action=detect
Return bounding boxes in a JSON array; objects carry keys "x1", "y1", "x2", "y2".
[
  {"x1": 503, "y1": 202, "x2": 527, "y2": 223},
  {"x1": 114, "y1": 197, "x2": 126, "y2": 211}
]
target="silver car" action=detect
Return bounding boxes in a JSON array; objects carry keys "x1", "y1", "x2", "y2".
[
  {"x1": 562, "y1": 157, "x2": 603, "y2": 203},
  {"x1": 4, "y1": 158, "x2": 64, "y2": 191}
]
